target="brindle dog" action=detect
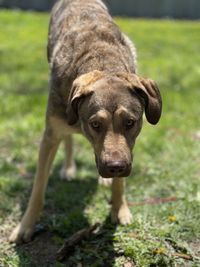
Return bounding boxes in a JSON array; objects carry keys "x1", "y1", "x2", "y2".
[{"x1": 9, "y1": 0, "x2": 162, "y2": 243}]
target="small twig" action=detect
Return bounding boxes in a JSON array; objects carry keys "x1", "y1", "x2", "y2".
[
  {"x1": 56, "y1": 223, "x2": 100, "y2": 262},
  {"x1": 165, "y1": 237, "x2": 188, "y2": 253},
  {"x1": 128, "y1": 196, "x2": 177, "y2": 206},
  {"x1": 172, "y1": 252, "x2": 193, "y2": 261},
  {"x1": 165, "y1": 238, "x2": 194, "y2": 261}
]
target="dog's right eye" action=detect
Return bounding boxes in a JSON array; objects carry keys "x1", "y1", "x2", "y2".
[
  {"x1": 90, "y1": 121, "x2": 101, "y2": 131},
  {"x1": 125, "y1": 119, "x2": 135, "y2": 130}
]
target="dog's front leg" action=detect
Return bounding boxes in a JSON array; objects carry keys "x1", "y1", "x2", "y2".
[
  {"x1": 111, "y1": 178, "x2": 133, "y2": 225},
  {"x1": 9, "y1": 128, "x2": 60, "y2": 243}
]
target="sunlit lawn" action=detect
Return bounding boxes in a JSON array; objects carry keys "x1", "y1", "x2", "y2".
[{"x1": 0, "y1": 10, "x2": 200, "y2": 267}]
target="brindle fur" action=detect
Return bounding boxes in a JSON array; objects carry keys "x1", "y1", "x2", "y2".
[{"x1": 9, "y1": 0, "x2": 162, "y2": 243}]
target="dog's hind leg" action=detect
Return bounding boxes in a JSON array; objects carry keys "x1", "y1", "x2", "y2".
[
  {"x1": 111, "y1": 178, "x2": 133, "y2": 225},
  {"x1": 9, "y1": 127, "x2": 61, "y2": 244},
  {"x1": 60, "y1": 134, "x2": 76, "y2": 180}
]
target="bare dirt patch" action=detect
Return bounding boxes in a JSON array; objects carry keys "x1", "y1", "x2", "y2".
[{"x1": 16, "y1": 232, "x2": 59, "y2": 267}]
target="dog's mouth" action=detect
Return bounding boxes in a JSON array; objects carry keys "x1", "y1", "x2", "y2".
[{"x1": 95, "y1": 156, "x2": 132, "y2": 178}]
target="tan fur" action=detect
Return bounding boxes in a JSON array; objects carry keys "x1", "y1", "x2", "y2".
[{"x1": 9, "y1": 0, "x2": 162, "y2": 243}]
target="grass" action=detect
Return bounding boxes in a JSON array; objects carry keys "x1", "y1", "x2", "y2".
[{"x1": 0, "y1": 9, "x2": 200, "y2": 267}]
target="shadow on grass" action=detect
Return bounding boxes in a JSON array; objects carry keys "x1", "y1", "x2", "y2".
[{"x1": 14, "y1": 161, "x2": 118, "y2": 267}]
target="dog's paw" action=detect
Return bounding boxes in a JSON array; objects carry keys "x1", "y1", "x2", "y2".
[
  {"x1": 9, "y1": 222, "x2": 34, "y2": 244},
  {"x1": 111, "y1": 205, "x2": 133, "y2": 225},
  {"x1": 60, "y1": 163, "x2": 76, "y2": 181},
  {"x1": 98, "y1": 176, "x2": 113, "y2": 187}
]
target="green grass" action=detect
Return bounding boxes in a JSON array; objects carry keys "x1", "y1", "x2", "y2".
[{"x1": 0, "y1": 10, "x2": 200, "y2": 267}]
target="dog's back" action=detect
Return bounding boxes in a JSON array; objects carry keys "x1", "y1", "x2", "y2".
[{"x1": 48, "y1": 0, "x2": 136, "y2": 83}]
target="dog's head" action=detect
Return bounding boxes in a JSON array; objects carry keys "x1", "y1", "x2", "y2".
[{"x1": 66, "y1": 70, "x2": 162, "y2": 178}]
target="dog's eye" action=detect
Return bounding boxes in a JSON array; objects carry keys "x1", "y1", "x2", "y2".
[
  {"x1": 125, "y1": 119, "x2": 134, "y2": 129},
  {"x1": 90, "y1": 121, "x2": 101, "y2": 131}
]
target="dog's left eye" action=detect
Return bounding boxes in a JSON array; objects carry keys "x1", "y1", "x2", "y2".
[
  {"x1": 125, "y1": 119, "x2": 134, "y2": 129},
  {"x1": 90, "y1": 121, "x2": 101, "y2": 131}
]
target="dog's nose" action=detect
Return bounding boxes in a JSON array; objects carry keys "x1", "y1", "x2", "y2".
[{"x1": 106, "y1": 161, "x2": 127, "y2": 176}]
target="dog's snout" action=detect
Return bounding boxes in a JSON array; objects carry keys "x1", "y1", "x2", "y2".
[
  {"x1": 98, "y1": 160, "x2": 131, "y2": 178},
  {"x1": 107, "y1": 161, "x2": 126, "y2": 175}
]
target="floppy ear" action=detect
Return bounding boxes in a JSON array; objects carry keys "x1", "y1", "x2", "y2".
[
  {"x1": 117, "y1": 73, "x2": 162, "y2": 125},
  {"x1": 66, "y1": 70, "x2": 103, "y2": 125},
  {"x1": 135, "y1": 77, "x2": 162, "y2": 125}
]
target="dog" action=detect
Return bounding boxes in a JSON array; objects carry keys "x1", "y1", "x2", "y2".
[{"x1": 9, "y1": 0, "x2": 162, "y2": 243}]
